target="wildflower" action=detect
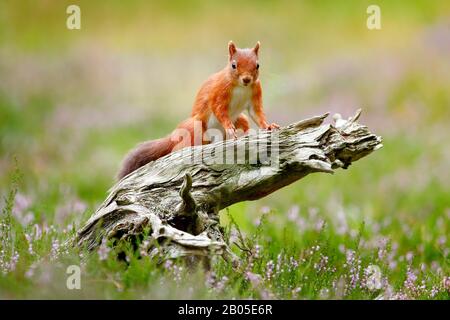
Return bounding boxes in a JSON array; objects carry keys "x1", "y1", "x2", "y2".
[
  {"x1": 9, "y1": 250, "x2": 20, "y2": 272},
  {"x1": 308, "y1": 207, "x2": 319, "y2": 219},
  {"x1": 13, "y1": 193, "x2": 32, "y2": 215},
  {"x1": 405, "y1": 252, "x2": 414, "y2": 263},
  {"x1": 344, "y1": 249, "x2": 361, "y2": 291},
  {"x1": 55, "y1": 198, "x2": 87, "y2": 225},
  {"x1": 364, "y1": 265, "x2": 382, "y2": 291},
  {"x1": 346, "y1": 249, "x2": 355, "y2": 264},
  {"x1": 319, "y1": 288, "x2": 330, "y2": 299},
  {"x1": 275, "y1": 253, "x2": 284, "y2": 275},
  {"x1": 97, "y1": 238, "x2": 110, "y2": 261},
  {"x1": 33, "y1": 224, "x2": 42, "y2": 240},
  {"x1": 260, "y1": 206, "x2": 271, "y2": 214},
  {"x1": 139, "y1": 240, "x2": 150, "y2": 257},
  {"x1": 291, "y1": 287, "x2": 302, "y2": 299},
  {"x1": 50, "y1": 239, "x2": 60, "y2": 260},
  {"x1": 245, "y1": 271, "x2": 262, "y2": 287},
  {"x1": 215, "y1": 276, "x2": 229, "y2": 292},
  {"x1": 25, "y1": 264, "x2": 37, "y2": 278},
  {"x1": 315, "y1": 219, "x2": 325, "y2": 231},
  {"x1": 259, "y1": 289, "x2": 275, "y2": 300},
  {"x1": 430, "y1": 286, "x2": 439, "y2": 298},
  {"x1": 437, "y1": 236, "x2": 446, "y2": 246},
  {"x1": 349, "y1": 229, "x2": 358, "y2": 238},
  {"x1": 391, "y1": 292, "x2": 409, "y2": 300},
  {"x1": 254, "y1": 244, "x2": 261, "y2": 258},
  {"x1": 205, "y1": 271, "x2": 216, "y2": 288},
  {"x1": 205, "y1": 272, "x2": 228, "y2": 293},
  {"x1": 292, "y1": 287, "x2": 301, "y2": 294},
  {"x1": 12, "y1": 193, "x2": 34, "y2": 226},
  {"x1": 336, "y1": 207, "x2": 348, "y2": 235},
  {"x1": 287, "y1": 205, "x2": 299, "y2": 221},
  {"x1": 24, "y1": 233, "x2": 35, "y2": 255},
  {"x1": 288, "y1": 256, "x2": 298, "y2": 271},
  {"x1": 443, "y1": 276, "x2": 450, "y2": 292},
  {"x1": 376, "y1": 237, "x2": 388, "y2": 261},
  {"x1": 376, "y1": 284, "x2": 395, "y2": 300},
  {"x1": 228, "y1": 228, "x2": 239, "y2": 244},
  {"x1": 164, "y1": 259, "x2": 173, "y2": 270},
  {"x1": 388, "y1": 261, "x2": 397, "y2": 270},
  {"x1": 403, "y1": 267, "x2": 420, "y2": 297},
  {"x1": 172, "y1": 265, "x2": 183, "y2": 283},
  {"x1": 296, "y1": 217, "x2": 306, "y2": 231},
  {"x1": 314, "y1": 254, "x2": 329, "y2": 273},
  {"x1": 265, "y1": 260, "x2": 274, "y2": 281}
]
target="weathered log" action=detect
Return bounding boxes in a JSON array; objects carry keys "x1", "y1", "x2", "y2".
[{"x1": 74, "y1": 110, "x2": 382, "y2": 264}]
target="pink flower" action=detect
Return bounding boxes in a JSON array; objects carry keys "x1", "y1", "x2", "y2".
[
  {"x1": 443, "y1": 276, "x2": 450, "y2": 292},
  {"x1": 245, "y1": 271, "x2": 262, "y2": 287},
  {"x1": 97, "y1": 238, "x2": 110, "y2": 261},
  {"x1": 287, "y1": 205, "x2": 299, "y2": 221}
]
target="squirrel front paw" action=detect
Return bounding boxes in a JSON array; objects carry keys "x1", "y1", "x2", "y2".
[
  {"x1": 268, "y1": 123, "x2": 280, "y2": 130},
  {"x1": 225, "y1": 127, "x2": 238, "y2": 139},
  {"x1": 263, "y1": 123, "x2": 280, "y2": 130}
]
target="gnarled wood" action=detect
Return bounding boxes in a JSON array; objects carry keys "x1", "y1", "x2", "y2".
[{"x1": 75, "y1": 110, "x2": 382, "y2": 264}]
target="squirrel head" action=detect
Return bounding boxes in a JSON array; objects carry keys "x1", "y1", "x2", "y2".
[{"x1": 227, "y1": 41, "x2": 260, "y2": 87}]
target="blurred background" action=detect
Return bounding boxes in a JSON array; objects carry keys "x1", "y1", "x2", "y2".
[{"x1": 0, "y1": 0, "x2": 449, "y2": 298}]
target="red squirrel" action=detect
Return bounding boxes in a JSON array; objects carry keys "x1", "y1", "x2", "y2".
[{"x1": 118, "y1": 41, "x2": 279, "y2": 179}]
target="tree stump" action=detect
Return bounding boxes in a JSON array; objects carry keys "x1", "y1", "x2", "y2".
[{"x1": 74, "y1": 110, "x2": 382, "y2": 265}]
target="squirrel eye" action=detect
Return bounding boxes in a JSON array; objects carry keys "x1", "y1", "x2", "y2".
[
  {"x1": 256, "y1": 63, "x2": 260, "y2": 70},
  {"x1": 232, "y1": 63, "x2": 237, "y2": 69}
]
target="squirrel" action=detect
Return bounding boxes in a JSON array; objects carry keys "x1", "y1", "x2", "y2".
[{"x1": 117, "y1": 41, "x2": 279, "y2": 179}]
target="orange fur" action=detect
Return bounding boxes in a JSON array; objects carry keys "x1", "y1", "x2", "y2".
[
  {"x1": 117, "y1": 41, "x2": 279, "y2": 179},
  {"x1": 234, "y1": 114, "x2": 250, "y2": 133}
]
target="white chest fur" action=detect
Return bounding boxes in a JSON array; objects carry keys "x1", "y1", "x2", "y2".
[
  {"x1": 207, "y1": 86, "x2": 252, "y2": 127},
  {"x1": 228, "y1": 85, "x2": 253, "y2": 120},
  {"x1": 206, "y1": 86, "x2": 253, "y2": 140}
]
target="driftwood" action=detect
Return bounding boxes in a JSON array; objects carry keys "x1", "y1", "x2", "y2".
[{"x1": 75, "y1": 110, "x2": 382, "y2": 265}]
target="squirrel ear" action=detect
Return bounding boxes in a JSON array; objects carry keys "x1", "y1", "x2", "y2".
[
  {"x1": 253, "y1": 41, "x2": 260, "y2": 55},
  {"x1": 228, "y1": 41, "x2": 237, "y2": 58}
]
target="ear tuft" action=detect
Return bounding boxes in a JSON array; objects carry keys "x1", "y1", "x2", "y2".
[
  {"x1": 228, "y1": 41, "x2": 237, "y2": 58},
  {"x1": 253, "y1": 41, "x2": 260, "y2": 55}
]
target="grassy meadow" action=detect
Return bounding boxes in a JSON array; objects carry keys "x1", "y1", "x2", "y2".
[{"x1": 0, "y1": 1, "x2": 449, "y2": 299}]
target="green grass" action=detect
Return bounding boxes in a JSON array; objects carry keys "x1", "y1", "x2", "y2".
[{"x1": 0, "y1": 1, "x2": 449, "y2": 299}]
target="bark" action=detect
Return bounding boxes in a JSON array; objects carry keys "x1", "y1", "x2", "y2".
[{"x1": 74, "y1": 110, "x2": 382, "y2": 265}]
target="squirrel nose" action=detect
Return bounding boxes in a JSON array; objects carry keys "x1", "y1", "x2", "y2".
[{"x1": 242, "y1": 77, "x2": 251, "y2": 84}]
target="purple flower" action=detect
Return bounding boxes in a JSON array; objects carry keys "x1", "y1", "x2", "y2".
[
  {"x1": 246, "y1": 271, "x2": 262, "y2": 287},
  {"x1": 287, "y1": 205, "x2": 299, "y2": 221},
  {"x1": 405, "y1": 252, "x2": 414, "y2": 263},
  {"x1": 252, "y1": 245, "x2": 261, "y2": 259},
  {"x1": 50, "y1": 239, "x2": 60, "y2": 260},
  {"x1": 12, "y1": 193, "x2": 34, "y2": 226},
  {"x1": 97, "y1": 238, "x2": 110, "y2": 261},
  {"x1": 443, "y1": 276, "x2": 450, "y2": 292},
  {"x1": 265, "y1": 260, "x2": 274, "y2": 281},
  {"x1": 260, "y1": 206, "x2": 271, "y2": 214},
  {"x1": 24, "y1": 233, "x2": 35, "y2": 255}
]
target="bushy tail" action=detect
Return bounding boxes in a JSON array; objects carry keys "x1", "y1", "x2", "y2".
[{"x1": 117, "y1": 136, "x2": 174, "y2": 180}]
